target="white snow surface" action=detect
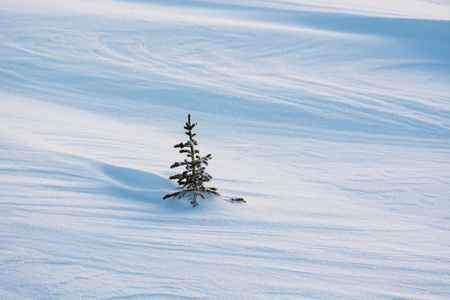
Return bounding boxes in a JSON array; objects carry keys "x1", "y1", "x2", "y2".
[{"x1": 1, "y1": 0, "x2": 449, "y2": 298}]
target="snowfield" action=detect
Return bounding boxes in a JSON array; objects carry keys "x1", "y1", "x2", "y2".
[{"x1": 1, "y1": 0, "x2": 449, "y2": 298}]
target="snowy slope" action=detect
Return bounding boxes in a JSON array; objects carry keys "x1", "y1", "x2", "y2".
[{"x1": 1, "y1": 0, "x2": 449, "y2": 298}]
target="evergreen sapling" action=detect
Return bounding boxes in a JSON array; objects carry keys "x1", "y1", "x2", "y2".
[{"x1": 163, "y1": 114, "x2": 219, "y2": 207}]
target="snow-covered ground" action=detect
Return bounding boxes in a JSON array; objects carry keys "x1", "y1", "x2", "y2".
[{"x1": 1, "y1": 0, "x2": 449, "y2": 298}]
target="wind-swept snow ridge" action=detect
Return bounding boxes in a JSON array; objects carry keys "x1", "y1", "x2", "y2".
[
  {"x1": 191, "y1": 0, "x2": 450, "y2": 20},
  {"x1": 1, "y1": 0, "x2": 449, "y2": 298},
  {"x1": 1, "y1": 0, "x2": 449, "y2": 141}
]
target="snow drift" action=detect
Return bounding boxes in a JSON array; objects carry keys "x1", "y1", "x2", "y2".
[{"x1": 1, "y1": 0, "x2": 449, "y2": 298}]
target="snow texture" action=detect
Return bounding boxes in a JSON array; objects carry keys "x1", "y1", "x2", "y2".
[{"x1": 1, "y1": 0, "x2": 449, "y2": 298}]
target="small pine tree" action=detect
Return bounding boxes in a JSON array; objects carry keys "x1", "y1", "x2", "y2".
[{"x1": 163, "y1": 114, "x2": 219, "y2": 207}]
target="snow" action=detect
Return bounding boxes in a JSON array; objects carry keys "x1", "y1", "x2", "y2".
[{"x1": 1, "y1": 0, "x2": 449, "y2": 298}]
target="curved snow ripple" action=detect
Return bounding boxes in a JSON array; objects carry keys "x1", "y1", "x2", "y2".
[
  {"x1": 1, "y1": 4, "x2": 449, "y2": 140},
  {"x1": 96, "y1": 161, "x2": 174, "y2": 201}
]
